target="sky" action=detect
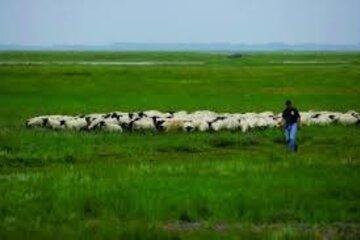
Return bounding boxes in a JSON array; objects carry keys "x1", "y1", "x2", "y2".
[{"x1": 0, "y1": 0, "x2": 359, "y2": 46}]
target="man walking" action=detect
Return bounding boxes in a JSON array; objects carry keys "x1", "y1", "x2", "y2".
[{"x1": 282, "y1": 100, "x2": 301, "y2": 152}]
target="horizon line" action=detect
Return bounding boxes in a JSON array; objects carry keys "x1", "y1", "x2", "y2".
[{"x1": 1, "y1": 42, "x2": 360, "y2": 47}]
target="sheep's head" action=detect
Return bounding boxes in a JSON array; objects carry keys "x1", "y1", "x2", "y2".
[
  {"x1": 311, "y1": 114, "x2": 321, "y2": 118},
  {"x1": 153, "y1": 118, "x2": 165, "y2": 131},
  {"x1": 138, "y1": 112, "x2": 146, "y2": 118},
  {"x1": 42, "y1": 118, "x2": 49, "y2": 127},
  {"x1": 183, "y1": 121, "x2": 195, "y2": 132},
  {"x1": 111, "y1": 112, "x2": 121, "y2": 120}
]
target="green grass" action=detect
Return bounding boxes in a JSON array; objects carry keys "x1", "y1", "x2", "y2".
[{"x1": 0, "y1": 51, "x2": 359, "y2": 239}]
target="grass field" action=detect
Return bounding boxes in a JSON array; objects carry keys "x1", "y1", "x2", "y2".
[{"x1": 0, "y1": 51, "x2": 359, "y2": 239}]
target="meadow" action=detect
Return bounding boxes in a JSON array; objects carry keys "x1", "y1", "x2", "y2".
[{"x1": 0, "y1": 51, "x2": 359, "y2": 239}]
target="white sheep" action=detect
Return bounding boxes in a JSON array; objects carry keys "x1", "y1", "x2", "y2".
[
  {"x1": 182, "y1": 121, "x2": 196, "y2": 132},
  {"x1": 161, "y1": 119, "x2": 185, "y2": 132},
  {"x1": 339, "y1": 113, "x2": 359, "y2": 125},
  {"x1": 131, "y1": 117, "x2": 156, "y2": 131},
  {"x1": 46, "y1": 118, "x2": 66, "y2": 130},
  {"x1": 88, "y1": 119, "x2": 122, "y2": 132},
  {"x1": 65, "y1": 117, "x2": 88, "y2": 131},
  {"x1": 173, "y1": 111, "x2": 188, "y2": 119},
  {"x1": 26, "y1": 116, "x2": 49, "y2": 128},
  {"x1": 26, "y1": 110, "x2": 359, "y2": 133},
  {"x1": 193, "y1": 120, "x2": 210, "y2": 132},
  {"x1": 143, "y1": 110, "x2": 173, "y2": 118},
  {"x1": 102, "y1": 123, "x2": 123, "y2": 132}
]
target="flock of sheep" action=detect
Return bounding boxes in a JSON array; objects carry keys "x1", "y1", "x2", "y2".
[{"x1": 25, "y1": 110, "x2": 359, "y2": 133}]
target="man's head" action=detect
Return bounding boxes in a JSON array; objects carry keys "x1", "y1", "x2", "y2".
[{"x1": 285, "y1": 100, "x2": 292, "y2": 109}]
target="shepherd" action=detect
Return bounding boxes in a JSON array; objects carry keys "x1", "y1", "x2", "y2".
[{"x1": 282, "y1": 100, "x2": 301, "y2": 152}]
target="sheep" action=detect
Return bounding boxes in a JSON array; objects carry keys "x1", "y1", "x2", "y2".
[
  {"x1": 349, "y1": 111, "x2": 360, "y2": 120},
  {"x1": 182, "y1": 121, "x2": 196, "y2": 132},
  {"x1": 210, "y1": 117, "x2": 240, "y2": 131},
  {"x1": 26, "y1": 110, "x2": 359, "y2": 133},
  {"x1": 160, "y1": 119, "x2": 185, "y2": 132},
  {"x1": 26, "y1": 116, "x2": 49, "y2": 128},
  {"x1": 101, "y1": 112, "x2": 125, "y2": 121},
  {"x1": 238, "y1": 119, "x2": 250, "y2": 132},
  {"x1": 258, "y1": 111, "x2": 274, "y2": 117},
  {"x1": 271, "y1": 116, "x2": 283, "y2": 128},
  {"x1": 243, "y1": 116, "x2": 258, "y2": 129},
  {"x1": 102, "y1": 123, "x2": 123, "y2": 132},
  {"x1": 192, "y1": 119, "x2": 210, "y2": 132},
  {"x1": 303, "y1": 112, "x2": 340, "y2": 126},
  {"x1": 253, "y1": 117, "x2": 268, "y2": 129},
  {"x1": 88, "y1": 119, "x2": 122, "y2": 132},
  {"x1": 87, "y1": 117, "x2": 116, "y2": 130},
  {"x1": 190, "y1": 110, "x2": 218, "y2": 121},
  {"x1": 207, "y1": 116, "x2": 226, "y2": 131},
  {"x1": 131, "y1": 117, "x2": 157, "y2": 131},
  {"x1": 88, "y1": 121, "x2": 123, "y2": 132},
  {"x1": 26, "y1": 115, "x2": 75, "y2": 129},
  {"x1": 225, "y1": 117, "x2": 242, "y2": 131},
  {"x1": 339, "y1": 113, "x2": 359, "y2": 125},
  {"x1": 299, "y1": 112, "x2": 313, "y2": 126},
  {"x1": 173, "y1": 111, "x2": 188, "y2": 119},
  {"x1": 114, "y1": 114, "x2": 132, "y2": 130},
  {"x1": 29, "y1": 115, "x2": 64, "y2": 130},
  {"x1": 45, "y1": 118, "x2": 66, "y2": 130},
  {"x1": 65, "y1": 117, "x2": 88, "y2": 131},
  {"x1": 321, "y1": 112, "x2": 342, "y2": 124},
  {"x1": 143, "y1": 110, "x2": 173, "y2": 119},
  {"x1": 80, "y1": 113, "x2": 106, "y2": 126}
]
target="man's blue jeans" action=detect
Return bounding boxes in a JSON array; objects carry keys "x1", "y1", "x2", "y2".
[{"x1": 284, "y1": 123, "x2": 298, "y2": 152}]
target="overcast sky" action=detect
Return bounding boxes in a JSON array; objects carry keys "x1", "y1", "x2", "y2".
[{"x1": 1, "y1": 0, "x2": 359, "y2": 45}]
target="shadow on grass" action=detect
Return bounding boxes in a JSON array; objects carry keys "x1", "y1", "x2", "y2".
[
  {"x1": 209, "y1": 135, "x2": 260, "y2": 149},
  {"x1": 63, "y1": 71, "x2": 92, "y2": 76},
  {"x1": 0, "y1": 152, "x2": 78, "y2": 168},
  {"x1": 156, "y1": 145, "x2": 204, "y2": 154}
]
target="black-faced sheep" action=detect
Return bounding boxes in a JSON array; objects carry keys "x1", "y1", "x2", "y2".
[{"x1": 26, "y1": 110, "x2": 359, "y2": 133}]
